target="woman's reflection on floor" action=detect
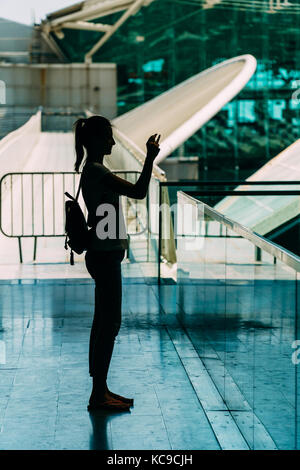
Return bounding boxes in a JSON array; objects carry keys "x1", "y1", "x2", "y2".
[{"x1": 89, "y1": 409, "x2": 130, "y2": 450}]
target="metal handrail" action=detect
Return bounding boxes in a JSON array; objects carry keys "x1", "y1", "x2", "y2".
[{"x1": 160, "y1": 180, "x2": 300, "y2": 186}]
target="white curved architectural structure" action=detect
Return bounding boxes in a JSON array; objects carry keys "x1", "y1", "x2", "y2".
[{"x1": 113, "y1": 54, "x2": 257, "y2": 164}]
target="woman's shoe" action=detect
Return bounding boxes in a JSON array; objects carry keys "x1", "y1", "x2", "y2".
[
  {"x1": 87, "y1": 398, "x2": 130, "y2": 412},
  {"x1": 106, "y1": 385, "x2": 134, "y2": 406}
]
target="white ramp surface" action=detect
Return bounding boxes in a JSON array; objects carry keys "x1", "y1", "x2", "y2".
[
  {"x1": 0, "y1": 130, "x2": 76, "y2": 264},
  {"x1": 215, "y1": 139, "x2": 300, "y2": 236}
]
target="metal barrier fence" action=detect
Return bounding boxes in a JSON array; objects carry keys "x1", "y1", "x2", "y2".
[{"x1": 0, "y1": 170, "x2": 145, "y2": 263}]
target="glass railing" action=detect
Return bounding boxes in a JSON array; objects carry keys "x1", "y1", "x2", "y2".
[
  {"x1": 176, "y1": 190, "x2": 300, "y2": 450},
  {"x1": 157, "y1": 180, "x2": 300, "y2": 283}
]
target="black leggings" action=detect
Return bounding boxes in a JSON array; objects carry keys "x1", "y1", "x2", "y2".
[{"x1": 85, "y1": 249, "x2": 125, "y2": 391}]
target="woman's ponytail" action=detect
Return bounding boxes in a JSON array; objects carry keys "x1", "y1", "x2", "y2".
[
  {"x1": 74, "y1": 118, "x2": 86, "y2": 173},
  {"x1": 73, "y1": 115, "x2": 112, "y2": 172}
]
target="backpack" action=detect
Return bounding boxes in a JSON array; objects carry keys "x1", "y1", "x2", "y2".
[{"x1": 64, "y1": 176, "x2": 90, "y2": 265}]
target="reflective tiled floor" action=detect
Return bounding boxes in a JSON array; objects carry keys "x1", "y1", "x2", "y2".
[
  {"x1": 177, "y1": 258, "x2": 300, "y2": 450},
  {"x1": 0, "y1": 263, "x2": 220, "y2": 450},
  {"x1": 0, "y1": 259, "x2": 299, "y2": 449}
]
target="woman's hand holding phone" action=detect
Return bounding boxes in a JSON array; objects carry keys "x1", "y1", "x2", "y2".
[{"x1": 146, "y1": 134, "x2": 161, "y2": 161}]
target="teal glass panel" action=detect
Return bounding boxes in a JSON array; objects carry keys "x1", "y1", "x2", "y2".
[
  {"x1": 252, "y1": 257, "x2": 297, "y2": 449},
  {"x1": 177, "y1": 191, "x2": 300, "y2": 449}
]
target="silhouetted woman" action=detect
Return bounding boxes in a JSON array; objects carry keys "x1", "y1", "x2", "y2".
[{"x1": 73, "y1": 115, "x2": 160, "y2": 411}]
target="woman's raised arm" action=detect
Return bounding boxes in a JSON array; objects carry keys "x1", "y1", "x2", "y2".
[{"x1": 101, "y1": 134, "x2": 161, "y2": 200}]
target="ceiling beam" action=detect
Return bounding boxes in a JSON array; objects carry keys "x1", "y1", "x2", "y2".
[
  {"x1": 84, "y1": 0, "x2": 145, "y2": 63},
  {"x1": 41, "y1": 0, "x2": 156, "y2": 62},
  {"x1": 45, "y1": 1, "x2": 137, "y2": 28},
  {"x1": 40, "y1": 31, "x2": 67, "y2": 62},
  {"x1": 61, "y1": 20, "x2": 112, "y2": 32}
]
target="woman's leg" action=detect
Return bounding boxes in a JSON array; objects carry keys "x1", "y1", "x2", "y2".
[
  {"x1": 85, "y1": 251, "x2": 99, "y2": 376},
  {"x1": 85, "y1": 249, "x2": 125, "y2": 402},
  {"x1": 89, "y1": 286, "x2": 100, "y2": 376}
]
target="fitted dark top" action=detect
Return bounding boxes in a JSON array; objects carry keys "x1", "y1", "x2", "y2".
[{"x1": 81, "y1": 161, "x2": 128, "y2": 252}]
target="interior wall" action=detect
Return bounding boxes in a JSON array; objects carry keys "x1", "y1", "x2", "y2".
[{"x1": 0, "y1": 63, "x2": 117, "y2": 118}]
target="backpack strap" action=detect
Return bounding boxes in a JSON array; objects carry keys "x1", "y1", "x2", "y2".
[
  {"x1": 75, "y1": 174, "x2": 82, "y2": 201},
  {"x1": 64, "y1": 173, "x2": 82, "y2": 265},
  {"x1": 64, "y1": 174, "x2": 82, "y2": 202}
]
